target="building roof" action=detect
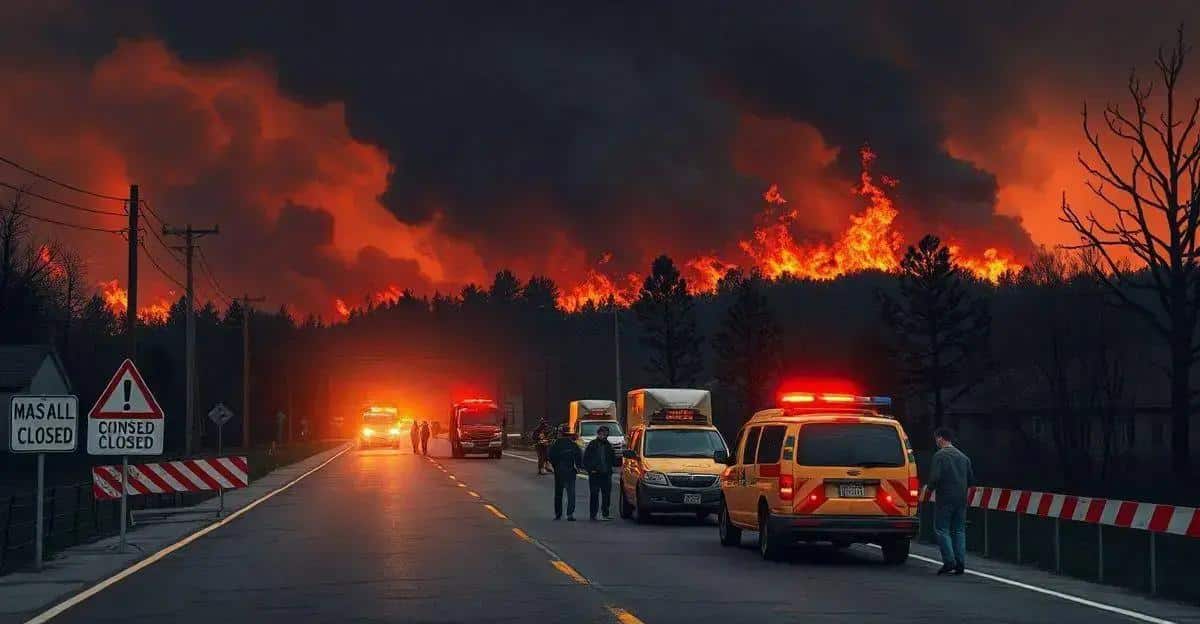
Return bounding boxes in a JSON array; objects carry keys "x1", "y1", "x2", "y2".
[{"x1": 0, "y1": 345, "x2": 70, "y2": 393}]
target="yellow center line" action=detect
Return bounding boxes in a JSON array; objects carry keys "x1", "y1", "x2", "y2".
[
  {"x1": 550, "y1": 560, "x2": 589, "y2": 585},
  {"x1": 457, "y1": 483, "x2": 466, "y2": 488},
  {"x1": 468, "y1": 491, "x2": 480, "y2": 498},
  {"x1": 483, "y1": 504, "x2": 508, "y2": 519},
  {"x1": 511, "y1": 528, "x2": 532, "y2": 542},
  {"x1": 448, "y1": 475, "x2": 457, "y2": 480},
  {"x1": 607, "y1": 607, "x2": 646, "y2": 624}
]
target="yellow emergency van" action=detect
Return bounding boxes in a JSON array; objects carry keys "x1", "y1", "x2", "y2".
[
  {"x1": 619, "y1": 389, "x2": 729, "y2": 523},
  {"x1": 714, "y1": 392, "x2": 919, "y2": 562}
]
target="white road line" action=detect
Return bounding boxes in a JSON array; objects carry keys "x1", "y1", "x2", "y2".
[
  {"x1": 864, "y1": 545, "x2": 1176, "y2": 624},
  {"x1": 25, "y1": 444, "x2": 353, "y2": 624}
]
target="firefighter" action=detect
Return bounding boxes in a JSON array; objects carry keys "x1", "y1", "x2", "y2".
[
  {"x1": 419, "y1": 420, "x2": 431, "y2": 456},
  {"x1": 548, "y1": 423, "x2": 582, "y2": 520},
  {"x1": 532, "y1": 417, "x2": 553, "y2": 475}
]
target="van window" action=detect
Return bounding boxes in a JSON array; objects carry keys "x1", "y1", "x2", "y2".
[
  {"x1": 741, "y1": 427, "x2": 761, "y2": 464},
  {"x1": 756, "y1": 426, "x2": 787, "y2": 463},
  {"x1": 643, "y1": 429, "x2": 727, "y2": 458},
  {"x1": 795, "y1": 423, "x2": 904, "y2": 467}
]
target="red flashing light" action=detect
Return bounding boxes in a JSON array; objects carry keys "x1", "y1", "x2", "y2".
[
  {"x1": 780, "y1": 392, "x2": 815, "y2": 404},
  {"x1": 820, "y1": 393, "x2": 855, "y2": 403},
  {"x1": 908, "y1": 476, "x2": 920, "y2": 505},
  {"x1": 779, "y1": 474, "x2": 795, "y2": 501}
]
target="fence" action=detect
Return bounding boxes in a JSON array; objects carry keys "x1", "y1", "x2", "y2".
[{"x1": 919, "y1": 486, "x2": 1200, "y2": 604}]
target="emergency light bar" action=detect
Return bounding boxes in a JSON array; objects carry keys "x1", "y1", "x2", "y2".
[{"x1": 779, "y1": 392, "x2": 892, "y2": 407}]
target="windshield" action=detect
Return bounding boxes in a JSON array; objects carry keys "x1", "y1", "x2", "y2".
[
  {"x1": 459, "y1": 408, "x2": 501, "y2": 426},
  {"x1": 644, "y1": 429, "x2": 727, "y2": 458},
  {"x1": 796, "y1": 423, "x2": 904, "y2": 467},
  {"x1": 362, "y1": 413, "x2": 398, "y2": 424},
  {"x1": 579, "y1": 421, "x2": 622, "y2": 437}
]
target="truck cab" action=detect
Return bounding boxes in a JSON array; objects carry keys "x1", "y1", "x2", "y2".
[
  {"x1": 449, "y1": 399, "x2": 504, "y2": 459},
  {"x1": 359, "y1": 404, "x2": 403, "y2": 449},
  {"x1": 619, "y1": 389, "x2": 729, "y2": 523},
  {"x1": 568, "y1": 400, "x2": 625, "y2": 456}
]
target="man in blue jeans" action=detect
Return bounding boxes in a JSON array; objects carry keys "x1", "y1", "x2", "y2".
[{"x1": 927, "y1": 427, "x2": 973, "y2": 575}]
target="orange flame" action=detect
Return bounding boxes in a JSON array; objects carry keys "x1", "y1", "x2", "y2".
[
  {"x1": 139, "y1": 298, "x2": 172, "y2": 324},
  {"x1": 372, "y1": 285, "x2": 402, "y2": 306},
  {"x1": 334, "y1": 298, "x2": 351, "y2": 319},
  {"x1": 686, "y1": 255, "x2": 736, "y2": 294},
  {"x1": 99, "y1": 279, "x2": 128, "y2": 316},
  {"x1": 763, "y1": 184, "x2": 788, "y2": 205},
  {"x1": 38, "y1": 245, "x2": 66, "y2": 280},
  {"x1": 950, "y1": 246, "x2": 1020, "y2": 283},
  {"x1": 556, "y1": 270, "x2": 640, "y2": 312}
]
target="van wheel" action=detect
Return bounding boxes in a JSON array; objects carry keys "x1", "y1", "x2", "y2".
[
  {"x1": 634, "y1": 490, "x2": 652, "y2": 524},
  {"x1": 880, "y1": 538, "x2": 910, "y2": 564},
  {"x1": 719, "y1": 501, "x2": 741, "y2": 546},
  {"x1": 759, "y1": 505, "x2": 784, "y2": 561},
  {"x1": 619, "y1": 482, "x2": 634, "y2": 519}
]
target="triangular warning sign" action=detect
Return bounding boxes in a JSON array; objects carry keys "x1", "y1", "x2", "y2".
[{"x1": 89, "y1": 359, "x2": 165, "y2": 419}]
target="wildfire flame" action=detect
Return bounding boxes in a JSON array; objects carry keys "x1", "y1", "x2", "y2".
[
  {"x1": 334, "y1": 298, "x2": 351, "y2": 319},
  {"x1": 38, "y1": 245, "x2": 66, "y2": 280},
  {"x1": 950, "y1": 246, "x2": 1019, "y2": 283},
  {"x1": 556, "y1": 270, "x2": 640, "y2": 312},
  {"x1": 97, "y1": 280, "x2": 176, "y2": 323},
  {"x1": 99, "y1": 279, "x2": 128, "y2": 316},
  {"x1": 372, "y1": 285, "x2": 403, "y2": 306},
  {"x1": 763, "y1": 184, "x2": 788, "y2": 205},
  {"x1": 686, "y1": 255, "x2": 736, "y2": 294}
]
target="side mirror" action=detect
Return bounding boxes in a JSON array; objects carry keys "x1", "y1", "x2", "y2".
[
  {"x1": 713, "y1": 450, "x2": 730, "y2": 464},
  {"x1": 622, "y1": 449, "x2": 637, "y2": 460}
]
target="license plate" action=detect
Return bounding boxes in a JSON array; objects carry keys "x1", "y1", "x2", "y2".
[
  {"x1": 838, "y1": 482, "x2": 867, "y2": 498},
  {"x1": 683, "y1": 493, "x2": 702, "y2": 505},
  {"x1": 462, "y1": 442, "x2": 474, "y2": 448}
]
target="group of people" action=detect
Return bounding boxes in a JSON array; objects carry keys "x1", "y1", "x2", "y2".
[
  {"x1": 409, "y1": 420, "x2": 431, "y2": 455},
  {"x1": 532, "y1": 418, "x2": 620, "y2": 521}
]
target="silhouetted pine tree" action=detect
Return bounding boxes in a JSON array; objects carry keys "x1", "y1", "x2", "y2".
[
  {"x1": 633, "y1": 255, "x2": 703, "y2": 386},
  {"x1": 713, "y1": 270, "x2": 780, "y2": 416}
]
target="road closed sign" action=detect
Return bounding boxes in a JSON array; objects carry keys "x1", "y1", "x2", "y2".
[
  {"x1": 9, "y1": 395, "x2": 78, "y2": 453},
  {"x1": 87, "y1": 359, "x2": 165, "y2": 455}
]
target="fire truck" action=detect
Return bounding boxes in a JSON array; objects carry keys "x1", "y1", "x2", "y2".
[{"x1": 449, "y1": 399, "x2": 504, "y2": 459}]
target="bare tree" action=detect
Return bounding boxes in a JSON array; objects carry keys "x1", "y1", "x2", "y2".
[{"x1": 1061, "y1": 27, "x2": 1200, "y2": 475}]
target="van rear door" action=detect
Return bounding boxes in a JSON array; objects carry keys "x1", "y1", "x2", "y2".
[{"x1": 790, "y1": 420, "x2": 914, "y2": 517}]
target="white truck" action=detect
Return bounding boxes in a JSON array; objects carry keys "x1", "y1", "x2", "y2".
[{"x1": 568, "y1": 399, "x2": 624, "y2": 454}]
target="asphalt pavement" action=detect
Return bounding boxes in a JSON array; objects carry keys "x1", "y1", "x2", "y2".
[{"x1": 30, "y1": 440, "x2": 1200, "y2": 623}]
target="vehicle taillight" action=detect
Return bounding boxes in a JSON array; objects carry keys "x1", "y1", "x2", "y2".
[
  {"x1": 779, "y1": 474, "x2": 795, "y2": 501},
  {"x1": 908, "y1": 476, "x2": 920, "y2": 505}
]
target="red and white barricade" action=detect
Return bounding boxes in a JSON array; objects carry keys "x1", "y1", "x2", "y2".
[
  {"x1": 92, "y1": 456, "x2": 249, "y2": 500},
  {"x1": 923, "y1": 486, "x2": 1200, "y2": 537}
]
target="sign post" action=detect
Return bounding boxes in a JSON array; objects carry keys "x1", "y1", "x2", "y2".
[
  {"x1": 207, "y1": 403, "x2": 234, "y2": 515},
  {"x1": 9, "y1": 395, "x2": 78, "y2": 571},
  {"x1": 88, "y1": 359, "x2": 165, "y2": 553}
]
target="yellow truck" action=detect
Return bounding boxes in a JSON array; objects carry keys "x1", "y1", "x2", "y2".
[
  {"x1": 568, "y1": 400, "x2": 624, "y2": 456},
  {"x1": 618, "y1": 389, "x2": 729, "y2": 523}
]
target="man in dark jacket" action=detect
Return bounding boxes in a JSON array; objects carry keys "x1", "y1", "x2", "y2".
[
  {"x1": 583, "y1": 425, "x2": 619, "y2": 520},
  {"x1": 928, "y1": 427, "x2": 974, "y2": 575},
  {"x1": 409, "y1": 420, "x2": 420, "y2": 454},
  {"x1": 419, "y1": 421, "x2": 431, "y2": 456},
  {"x1": 548, "y1": 424, "x2": 582, "y2": 520},
  {"x1": 533, "y1": 418, "x2": 553, "y2": 475}
]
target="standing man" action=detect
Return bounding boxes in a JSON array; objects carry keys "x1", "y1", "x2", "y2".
[
  {"x1": 420, "y1": 421, "x2": 431, "y2": 456},
  {"x1": 548, "y1": 423, "x2": 582, "y2": 521},
  {"x1": 927, "y1": 427, "x2": 973, "y2": 575},
  {"x1": 583, "y1": 425, "x2": 619, "y2": 521},
  {"x1": 533, "y1": 417, "x2": 553, "y2": 475},
  {"x1": 409, "y1": 420, "x2": 420, "y2": 454}
]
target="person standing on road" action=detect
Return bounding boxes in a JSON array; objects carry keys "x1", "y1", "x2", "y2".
[
  {"x1": 928, "y1": 427, "x2": 973, "y2": 575},
  {"x1": 419, "y1": 421, "x2": 431, "y2": 456},
  {"x1": 533, "y1": 417, "x2": 553, "y2": 475},
  {"x1": 548, "y1": 423, "x2": 582, "y2": 521},
  {"x1": 583, "y1": 425, "x2": 619, "y2": 521},
  {"x1": 410, "y1": 421, "x2": 420, "y2": 454}
]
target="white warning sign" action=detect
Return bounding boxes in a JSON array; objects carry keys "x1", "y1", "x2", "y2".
[{"x1": 87, "y1": 359, "x2": 165, "y2": 455}]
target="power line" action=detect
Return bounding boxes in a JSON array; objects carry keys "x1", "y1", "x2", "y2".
[
  {"x1": 142, "y1": 225, "x2": 185, "y2": 267},
  {"x1": 196, "y1": 245, "x2": 232, "y2": 304},
  {"x1": 139, "y1": 240, "x2": 185, "y2": 290},
  {"x1": 0, "y1": 181, "x2": 127, "y2": 216},
  {"x1": 11, "y1": 209, "x2": 126, "y2": 234},
  {"x1": 0, "y1": 155, "x2": 129, "y2": 202},
  {"x1": 139, "y1": 199, "x2": 165, "y2": 225}
]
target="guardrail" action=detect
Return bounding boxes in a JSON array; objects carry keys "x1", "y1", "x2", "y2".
[{"x1": 919, "y1": 486, "x2": 1200, "y2": 603}]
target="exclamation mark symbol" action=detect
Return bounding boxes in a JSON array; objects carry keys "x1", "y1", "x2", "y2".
[{"x1": 123, "y1": 379, "x2": 132, "y2": 411}]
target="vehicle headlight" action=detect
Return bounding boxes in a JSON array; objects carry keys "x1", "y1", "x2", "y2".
[
  {"x1": 642, "y1": 471, "x2": 668, "y2": 486},
  {"x1": 389, "y1": 427, "x2": 401, "y2": 436},
  {"x1": 492, "y1": 432, "x2": 503, "y2": 439},
  {"x1": 362, "y1": 427, "x2": 374, "y2": 437}
]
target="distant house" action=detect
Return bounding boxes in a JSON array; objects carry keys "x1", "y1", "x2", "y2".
[{"x1": 0, "y1": 345, "x2": 73, "y2": 449}]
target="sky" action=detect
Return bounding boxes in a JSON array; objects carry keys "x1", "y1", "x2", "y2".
[{"x1": 3, "y1": 1, "x2": 1199, "y2": 318}]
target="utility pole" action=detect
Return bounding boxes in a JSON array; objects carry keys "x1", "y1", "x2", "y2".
[
  {"x1": 126, "y1": 185, "x2": 138, "y2": 357},
  {"x1": 235, "y1": 294, "x2": 265, "y2": 449},
  {"x1": 614, "y1": 306, "x2": 622, "y2": 424},
  {"x1": 164, "y1": 225, "x2": 219, "y2": 456}
]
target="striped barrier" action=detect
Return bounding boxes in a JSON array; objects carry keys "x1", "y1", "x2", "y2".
[
  {"x1": 924, "y1": 486, "x2": 1200, "y2": 537},
  {"x1": 92, "y1": 457, "x2": 249, "y2": 500}
]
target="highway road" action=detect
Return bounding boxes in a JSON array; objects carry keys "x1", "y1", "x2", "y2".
[{"x1": 41, "y1": 442, "x2": 1195, "y2": 623}]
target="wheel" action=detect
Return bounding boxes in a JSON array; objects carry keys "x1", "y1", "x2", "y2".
[
  {"x1": 759, "y1": 505, "x2": 785, "y2": 561},
  {"x1": 695, "y1": 511, "x2": 711, "y2": 523},
  {"x1": 634, "y1": 489, "x2": 652, "y2": 524},
  {"x1": 880, "y1": 538, "x2": 910, "y2": 564},
  {"x1": 619, "y1": 482, "x2": 634, "y2": 519},
  {"x1": 718, "y1": 501, "x2": 741, "y2": 547}
]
